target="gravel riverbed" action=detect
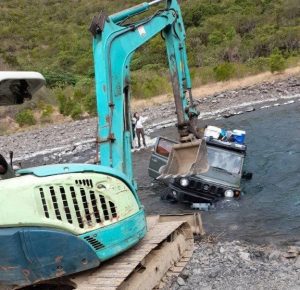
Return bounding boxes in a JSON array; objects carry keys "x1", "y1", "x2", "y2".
[{"x1": 167, "y1": 240, "x2": 300, "y2": 290}]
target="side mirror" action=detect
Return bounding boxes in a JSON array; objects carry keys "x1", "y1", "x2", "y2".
[
  {"x1": 0, "y1": 154, "x2": 8, "y2": 175},
  {"x1": 242, "y1": 171, "x2": 253, "y2": 180},
  {"x1": 0, "y1": 154, "x2": 16, "y2": 179}
]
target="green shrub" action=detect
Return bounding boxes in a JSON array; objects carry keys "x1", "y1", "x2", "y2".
[
  {"x1": 74, "y1": 78, "x2": 96, "y2": 115},
  {"x1": 131, "y1": 69, "x2": 171, "y2": 99},
  {"x1": 213, "y1": 63, "x2": 236, "y2": 81},
  {"x1": 56, "y1": 87, "x2": 74, "y2": 116},
  {"x1": 40, "y1": 104, "x2": 54, "y2": 123},
  {"x1": 43, "y1": 72, "x2": 77, "y2": 88},
  {"x1": 246, "y1": 57, "x2": 270, "y2": 74},
  {"x1": 70, "y1": 104, "x2": 83, "y2": 120},
  {"x1": 208, "y1": 30, "x2": 224, "y2": 45},
  {"x1": 55, "y1": 86, "x2": 85, "y2": 119},
  {"x1": 15, "y1": 110, "x2": 36, "y2": 127},
  {"x1": 192, "y1": 66, "x2": 215, "y2": 86},
  {"x1": 1, "y1": 0, "x2": 299, "y2": 87},
  {"x1": 269, "y1": 50, "x2": 286, "y2": 73},
  {"x1": 83, "y1": 94, "x2": 97, "y2": 115}
]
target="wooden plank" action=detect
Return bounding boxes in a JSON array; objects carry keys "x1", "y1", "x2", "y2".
[
  {"x1": 86, "y1": 277, "x2": 124, "y2": 286},
  {"x1": 170, "y1": 266, "x2": 185, "y2": 273},
  {"x1": 181, "y1": 257, "x2": 191, "y2": 262},
  {"x1": 100, "y1": 262, "x2": 137, "y2": 269},
  {"x1": 87, "y1": 269, "x2": 133, "y2": 279},
  {"x1": 175, "y1": 261, "x2": 189, "y2": 267},
  {"x1": 166, "y1": 271, "x2": 177, "y2": 277},
  {"x1": 77, "y1": 285, "x2": 116, "y2": 290},
  {"x1": 183, "y1": 250, "x2": 194, "y2": 258}
]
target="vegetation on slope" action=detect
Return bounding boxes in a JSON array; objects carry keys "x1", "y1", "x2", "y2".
[{"x1": 0, "y1": 0, "x2": 299, "y2": 123}]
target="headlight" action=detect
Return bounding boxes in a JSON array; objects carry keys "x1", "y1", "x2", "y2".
[
  {"x1": 180, "y1": 178, "x2": 189, "y2": 187},
  {"x1": 224, "y1": 189, "x2": 234, "y2": 198}
]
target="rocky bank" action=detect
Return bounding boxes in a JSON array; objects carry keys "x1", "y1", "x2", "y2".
[
  {"x1": 0, "y1": 75, "x2": 299, "y2": 162},
  {"x1": 167, "y1": 240, "x2": 300, "y2": 290}
]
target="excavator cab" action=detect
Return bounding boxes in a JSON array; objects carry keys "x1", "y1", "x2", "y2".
[{"x1": 0, "y1": 71, "x2": 45, "y2": 106}]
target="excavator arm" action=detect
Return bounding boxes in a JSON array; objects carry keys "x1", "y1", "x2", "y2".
[
  {"x1": 0, "y1": 2, "x2": 205, "y2": 288},
  {"x1": 90, "y1": 0, "x2": 208, "y2": 184}
]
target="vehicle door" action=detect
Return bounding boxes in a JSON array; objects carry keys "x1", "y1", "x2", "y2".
[{"x1": 148, "y1": 137, "x2": 177, "y2": 179}]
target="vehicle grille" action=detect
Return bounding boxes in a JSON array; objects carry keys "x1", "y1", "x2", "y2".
[
  {"x1": 181, "y1": 179, "x2": 224, "y2": 196},
  {"x1": 38, "y1": 184, "x2": 118, "y2": 229}
]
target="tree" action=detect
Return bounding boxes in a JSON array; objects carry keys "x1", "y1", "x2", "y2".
[{"x1": 269, "y1": 49, "x2": 286, "y2": 73}]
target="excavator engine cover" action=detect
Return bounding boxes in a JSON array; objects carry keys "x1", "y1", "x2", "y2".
[{"x1": 158, "y1": 139, "x2": 209, "y2": 179}]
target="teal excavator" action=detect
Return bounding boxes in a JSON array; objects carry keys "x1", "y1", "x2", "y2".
[{"x1": 0, "y1": 0, "x2": 208, "y2": 287}]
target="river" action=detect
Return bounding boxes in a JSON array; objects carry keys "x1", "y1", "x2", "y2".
[
  {"x1": 14, "y1": 101, "x2": 300, "y2": 246},
  {"x1": 149, "y1": 101, "x2": 300, "y2": 246}
]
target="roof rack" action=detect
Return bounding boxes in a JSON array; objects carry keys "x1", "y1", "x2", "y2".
[{"x1": 205, "y1": 137, "x2": 247, "y2": 154}]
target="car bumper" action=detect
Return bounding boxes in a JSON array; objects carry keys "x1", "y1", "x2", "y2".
[{"x1": 169, "y1": 184, "x2": 240, "y2": 203}]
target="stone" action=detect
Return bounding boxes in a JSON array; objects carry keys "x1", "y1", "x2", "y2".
[
  {"x1": 180, "y1": 269, "x2": 190, "y2": 280},
  {"x1": 223, "y1": 111, "x2": 236, "y2": 118},
  {"x1": 288, "y1": 246, "x2": 300, "y2": 254},
  {"x1": 245, "y1": 106, "x2": 255, "y2": 112},
  {"x1": 269, "y1": 250, "x2": 281, "y2": 261},
  {"x1": 283, "y1": 252, "x2": 298, "y2": 259},
  {"x1": 219, "y1": 247, "x2": 225, "y2": 254},
  {"x1": 239, "y1": 251, "x2": 251, "y2": 261},
  {"x1": 177, "y1": 277, "x2": 186, "y2": 286},
  {"x1": 208, "y1": 270, "x2": 219, "y2": 279},
  {"x1": 193, "y1": 268, "x2": 202, "y2": 275},
  {"x1": 295, "y1": 257, "x2": 300, "y2": 268}
]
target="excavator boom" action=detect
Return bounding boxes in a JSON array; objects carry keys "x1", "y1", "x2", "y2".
[{"x1": 91, "y1": 0, "x2": 208, "y2": 182}]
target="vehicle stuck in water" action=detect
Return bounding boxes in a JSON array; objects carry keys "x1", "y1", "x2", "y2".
[{"x1": 149, "y1": 128, "x2": 251, "y2": 204}]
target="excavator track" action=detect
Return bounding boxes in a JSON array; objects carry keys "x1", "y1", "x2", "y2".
[
  {"x1": 70, "y1": 216, "x2": 195, "y2": 290},
  {"x1": 16, "y1": 214, "x2": 201, "y2": 290}
]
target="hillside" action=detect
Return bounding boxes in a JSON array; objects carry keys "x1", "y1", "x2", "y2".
[{"x1": 0, "y1": 0, "x2": 299, "y2": 125}]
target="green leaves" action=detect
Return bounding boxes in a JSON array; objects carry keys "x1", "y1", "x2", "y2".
[
  {"x1": 269, "y1": 49, "x2": 286, "y2": 73},
  {"x1": 16, "y1": 110, "x2": 36, "y2": 127},
  {"x1": 0, "y1": 0, "x2": 298, "y2": 114},
  {"x1": 213, "y1": 63, "x2": 236, "y2": 81}
]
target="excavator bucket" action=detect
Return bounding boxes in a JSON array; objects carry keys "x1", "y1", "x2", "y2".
[{"x1": 158, "y1": 139, "x2": 209, "y2": 179}]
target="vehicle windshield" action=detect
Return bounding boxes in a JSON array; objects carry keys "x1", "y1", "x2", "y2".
[{"x1": 207, "y1": 147, "x2": 243, "y2": 175}]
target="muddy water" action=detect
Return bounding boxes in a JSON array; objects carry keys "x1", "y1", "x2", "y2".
[
  {"x1": 18, "y1": 102, "x2": 300, "y2": 246},
  {"x1": 148, "y1": 102, "x2": 300, "y2": 246}
]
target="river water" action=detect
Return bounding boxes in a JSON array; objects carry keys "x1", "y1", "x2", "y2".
[
  {"x1": 150, "y1": 101, "x2": 300, "y2": 246},
  {"x1": 17, "y1": 101, "x2": 300, "y2": 246}
]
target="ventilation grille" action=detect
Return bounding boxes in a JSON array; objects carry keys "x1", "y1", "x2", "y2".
[
  {"x1": 38, "y1": 185, "x2": 118, "y2": 229},
  {"x1": 75, "y1": 179, "x2": 93, "y2": 188},
  {"x1": 84, "y1": 236, "x2": 105, "y2": 250},
  {"x1": 181, "y1": 179, "x2": 224, "y2": 196}
]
